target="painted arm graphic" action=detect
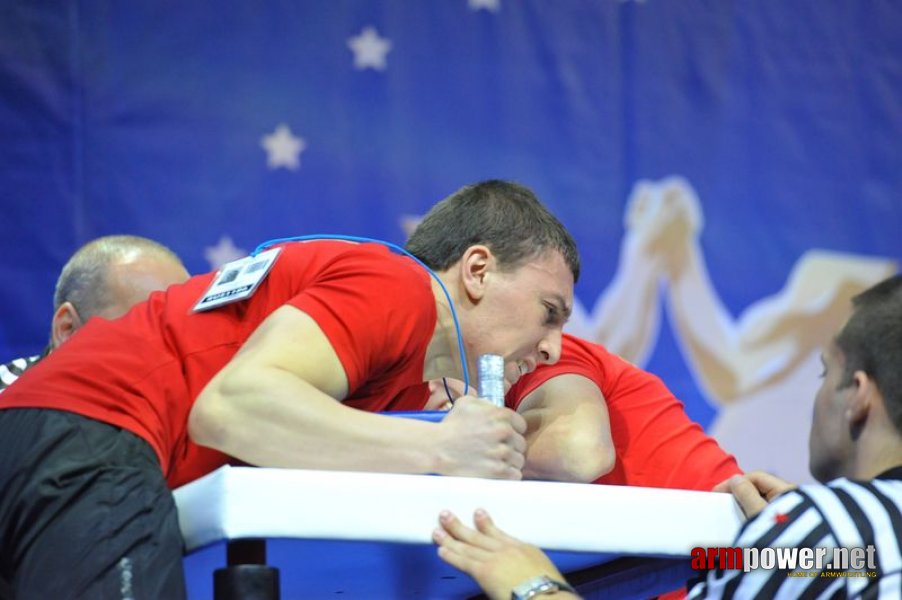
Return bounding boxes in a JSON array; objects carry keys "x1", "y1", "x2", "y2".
[
  {"x1": 643, "y1": 177, "x2": 897, "y2": 404},
  {"x1": 576, "y1": 180, "x2": 675, "y2": 365}
]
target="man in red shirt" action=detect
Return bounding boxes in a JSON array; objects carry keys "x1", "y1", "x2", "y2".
[
  {"x1": 397, "y1": 333, "x2": 739, "y2": 490},
  {"x1": 508, "y1": 333, "x2": 741, "y2": 489},
  {"x1": 433, "y1": 275, "x2": 902, "y2": 600},
  {"x1": 0, "y1": 234, "x2": 190, "y2": 392},
  {"x1": 0, "y1": 180, "x2": 579, "y2": 599}
]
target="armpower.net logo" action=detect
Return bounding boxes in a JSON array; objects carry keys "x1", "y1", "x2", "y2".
[{"x1": 691, "y1": 545, "x2": 878, "y2": 579}]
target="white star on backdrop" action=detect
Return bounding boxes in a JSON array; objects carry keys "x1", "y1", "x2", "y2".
[
  {"x1": 204, "y1": 235, "x2": 247, "y2": 270},
  {"x1": 347, "y1": 26, "x2": 392, "y2": 71},
  {"x1": 469, "y1": 0, "x2": 501, "y2": 12},
  {"x1": 260, "y1": 124, "x2": 306, "y2": 170}
]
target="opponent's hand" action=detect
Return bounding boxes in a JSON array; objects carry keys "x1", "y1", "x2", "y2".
[
  {"x1": 433, "y1": 509, "x2": 573, "y2": 600},
  {"x1": 434, "y1": 395, "x2": 527, "y2": 479},
  {"x1": 714, "y1": 471, "x2": 797, "y2": 519}
]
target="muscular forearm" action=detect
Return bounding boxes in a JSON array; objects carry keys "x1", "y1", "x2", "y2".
[
  {"x1": 190, "y1": 366, "x2": 527, "y2": 479},
  {"x1": 190, "y1": 365, "x2": 442, "y2": 473}
]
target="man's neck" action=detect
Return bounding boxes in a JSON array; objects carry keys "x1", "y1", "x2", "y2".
[
  {"x1": 850, "y1": 434, "x2": 902, "y2": 481},
  {"x1": 423, "y1": 275, "x2": 467, "y2": 382}
]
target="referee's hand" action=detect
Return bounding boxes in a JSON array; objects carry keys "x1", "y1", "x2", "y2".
[{"x1": 715, "y1": 471, "x2": 797, "y2": 519}]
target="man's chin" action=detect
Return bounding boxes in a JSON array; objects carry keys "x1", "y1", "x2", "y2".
[{"x1": 502, "y1": 362, "x2": 523, "y2": 391}]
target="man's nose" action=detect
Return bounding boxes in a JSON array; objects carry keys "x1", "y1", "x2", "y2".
[{"x1": 538, "y1": 328, "x2": 562, "y2": 365}]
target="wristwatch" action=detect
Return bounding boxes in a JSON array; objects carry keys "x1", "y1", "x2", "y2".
[{"x1": 511, "y1": 575, "x2": 578, "y2": 599}]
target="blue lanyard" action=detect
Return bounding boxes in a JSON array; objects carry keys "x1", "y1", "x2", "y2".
[{"x1": 253, "y1": 235, "x2": 470, "y2": 390}]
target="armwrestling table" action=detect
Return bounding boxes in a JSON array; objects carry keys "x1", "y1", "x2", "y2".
[{"x1": 176, "y1": 465, "x2": 744, "y2": 599}]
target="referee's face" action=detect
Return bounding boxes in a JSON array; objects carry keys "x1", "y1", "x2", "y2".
[{"x1": 809, "y1": 343, "x2": 853, "y2": 483}]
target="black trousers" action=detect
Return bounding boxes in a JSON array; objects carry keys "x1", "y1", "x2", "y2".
[{"x1": 0, "y1": 409, "x2": 187, "y2": 600}]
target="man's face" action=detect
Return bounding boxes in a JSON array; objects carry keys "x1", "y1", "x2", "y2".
[
  {"x1": 465, "y1": 250, "x2": 574, "y2": 388},
  {"x1": 98, "y1": 254, "x2": 190, "y2": 319},
  {"x1": 809, "y1": 341, "x2": 854, "y2": 482}
]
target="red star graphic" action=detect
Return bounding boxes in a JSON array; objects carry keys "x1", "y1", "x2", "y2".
[{"x1": 774, "y1": 513, "x2": 790, "y2": 524}]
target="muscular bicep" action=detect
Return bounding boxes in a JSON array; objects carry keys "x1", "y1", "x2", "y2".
[
  {"x1": 518, "y1": 373, "x2": 615, "y2": 482},
  {"x1": 189, "y1": 305, "x2": 351, "y2": 452},
  {"x1": 226, "y1": 305, "x2": 350, "y2": 400}
]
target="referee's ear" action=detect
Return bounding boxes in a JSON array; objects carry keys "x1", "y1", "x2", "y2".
[
  {"x1": 845, "y1": 370, "x2": 878, "y2": 433},
  {"x1": 50, "y1": 301, "x2": 83, "y2": 350}
]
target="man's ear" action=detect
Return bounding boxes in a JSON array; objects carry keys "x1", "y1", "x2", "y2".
[
  {"x1": 846, "y1": 370, "x2": 874, "y2": 426},
  {"x1": 460, "y1": 245, "x2": 492, "y2": 301},
  {"x1": 50, "y1": 302, "x2": 82, "y2": 349}
]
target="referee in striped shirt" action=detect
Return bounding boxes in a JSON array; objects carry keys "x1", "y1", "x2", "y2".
[
  {"x1": 687, "y1": 274, "x2": 902, "y2": 598},
  {"x1": 431, "y1": 274, "x2": 902, "y2": 599}
]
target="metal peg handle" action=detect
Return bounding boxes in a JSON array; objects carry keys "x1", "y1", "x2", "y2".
[{"x1": 477, "y1": 353, "x2": 505, "y2": 407}]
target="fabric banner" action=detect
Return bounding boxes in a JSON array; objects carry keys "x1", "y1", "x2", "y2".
[{"x1": 1, "y1": 1, "x2": 900, "y2": 488}]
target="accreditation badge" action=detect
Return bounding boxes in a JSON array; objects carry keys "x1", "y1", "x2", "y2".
[{"x1": 192, "y1": 247, "x2": 282, "y2": 312}]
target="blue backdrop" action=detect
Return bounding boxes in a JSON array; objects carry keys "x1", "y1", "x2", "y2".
[{"x1": 1, "y1": 0, "x2": 900, "y2": 480}]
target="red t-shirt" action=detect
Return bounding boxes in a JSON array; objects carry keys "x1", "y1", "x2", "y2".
[
  {"x1": 0, "y1": 241, "x2": 436, "y2": 488},
  {"x1": 508, "y1": 334, "x2": 741, "y2": 491}
]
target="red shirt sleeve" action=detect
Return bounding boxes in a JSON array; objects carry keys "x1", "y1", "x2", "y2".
[
  {"x1": 596, "y1": 364, "x2": 742, "y2": 491},
  {"x1": 285, "y1": 244, "x2": 435, "y2": 395},
  {"x1": 510, "y1": 334, "x2": 742, "y2": 491}
]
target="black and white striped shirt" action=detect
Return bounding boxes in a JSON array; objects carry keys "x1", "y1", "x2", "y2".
[
  {"x1": 0, "y1": 354, "x2": 43, "y2": 392},
  {"x1": 688, "y1": 467, "x2": 902, "y2": 598}
]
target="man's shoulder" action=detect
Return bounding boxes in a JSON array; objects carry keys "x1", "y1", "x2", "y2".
[
  {"x1": 816, "y1": 474, "x2": 902, "y2": 495},
  {"x1": 280, "y1": 240, "x2": 427, "y2": 283},
  {"x1": 784, "y1": 476, "x2": 902, "y2": 541}
]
